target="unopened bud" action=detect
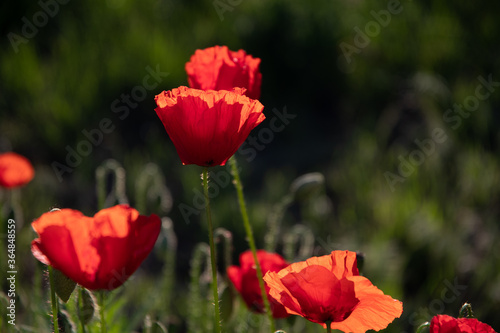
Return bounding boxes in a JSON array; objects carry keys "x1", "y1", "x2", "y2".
[{"x1": 289, "y1": 172, "x2": 325, "y2": 200}]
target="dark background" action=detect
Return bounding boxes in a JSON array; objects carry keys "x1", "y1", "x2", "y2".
[{"x1": 1, "y1": 0, "x2": 499, "y2": 332}]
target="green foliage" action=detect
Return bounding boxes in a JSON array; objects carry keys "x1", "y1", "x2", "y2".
[
  {"x1": 53, "y1": 269, "x2": 77, "y2": 303},
  {"x1": 1, "y1": 0, "x2": 500, "y2": 331}
]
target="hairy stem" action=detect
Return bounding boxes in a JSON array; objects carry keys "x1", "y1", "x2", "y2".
[
  {"x1": 230, "y1": 157, "x2": 275, "y2": 332},
  {"x1": 203, "y1": 168, "x2": 222, "y2": 333},
  {"x1": 48, "y1": 266, "x2": 59, "y2": 333}
]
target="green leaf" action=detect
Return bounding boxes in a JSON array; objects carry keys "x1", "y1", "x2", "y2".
[{"x1": 53, "y1": 269, "x2": 77, "y2": 303}]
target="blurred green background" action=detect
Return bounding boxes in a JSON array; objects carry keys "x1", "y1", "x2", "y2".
[{"x1": 1, "y1": 0, "x2": 500, "y2": 331}]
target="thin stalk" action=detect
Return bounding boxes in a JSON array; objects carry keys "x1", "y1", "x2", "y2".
[
  {"x1": 203, "y1": 168, "x2": 222, "y2": 333},
  {"x1": 326, "y1": 321, "x2": 332, "y2": 333},
  {"x1": 229, "y1": 157, "x2": 275, "y2": 332},
  {"x1": 99, "y1": 291, "x2": 107, "y2": 333},
  {"x1": 48, "y1": 266, "x2": 59, "y2": 333},
  {"x1": 78, "y1": 287, "x2": 87, "y2": 333}
]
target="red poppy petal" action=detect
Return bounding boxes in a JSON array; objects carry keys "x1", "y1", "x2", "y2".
[
  {"x1": 227, "y1": 265, "x2": 243, "y2": 293},
  {"x1": 269, "y1": 297, "x2": 291, "y2": 319},
  {"x1": 276, "y1": 286, "x2": 304, "y2": 317},
  {"x1": 217, "y1": 59, "x2": 245, "y2": 91},
  {"x1": 459, "y1": 318, "x2": 497, "y2": 333},
  {"x1": 230, "y1": 250, "x2": 290, "y2": 318},
  {"x1": 280, "y1": 265, "x2": 359, "y2": 324},
  {"x1": 124, "y1": 214, "x2": 161, "y2": 282},
  {"x1": 31, "y1": 205, "x2": 161, "y2": 290},
  {"x1": 31, "y1": 239, "x2": 51, "y2": 266},
  {"x1": 264, "y1": 270, "x2": 302, "y2": 316},
  {"x1": 130, "y1": 214, "x2": 161, "y2": 262},
  {"x1": 186, "y1": 46, "x2": 226, "y2": 91},
  {"x1": 430, "y1": 315, "x2": 496, "y2": 333},
  {"x1": 92, "y1": 205, "x2": 159, "y2": 290},
  {"x1": 32, "y1": 214, "x2": 98, "y2": 287},
  {"x1": 271, "y1": 250, "x2": 359, "y2": 283},
  {"x1": 185, "y1": 46, "x2": 262, "y2": 99},
  {"x1": 155, "y1": 89, "x2": 214, "y2": 165},
  {"x1": 265, "y1": 251, "x2": 402, "y2": 331},
  {"x1": 329, "y1": 276, "x2": 403, "y2": 332},
  {"x1": 430, "y1": 315, "x2": 460, "y2": 333},
  {"x1": 256, "y1": 250, "x2": 289, "y2": 272},
  {"x1": 241, "y1": 269, "x2": 264, "y2": 311},
  {"x1": 92, "y1": 206, "x2": 134, "y2": 288},
  {"x1": 154, "y1": 87, "x2": 264, "y2": 166}
]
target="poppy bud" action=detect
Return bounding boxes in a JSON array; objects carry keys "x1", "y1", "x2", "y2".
[{"x1": 289, "y1": 172, "x2": 325, "y2": 201}]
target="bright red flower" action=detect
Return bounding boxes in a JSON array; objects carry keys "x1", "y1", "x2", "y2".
[
  {"x1": 0, "y1": 152, "x2": 34, "y2": 188},
  {"x1": 227, "y1": 250, "x2": 290, "y2": 318},
  {"x1": 31, "y1": 205, "x2": 161, "y2": 290},
  {"x1": 430, "y1": 314, "x2": 496, "y2": 333},
  {"x1": 185, "y1": 45, "x2": 262, "y2": 100},
  {"x1": 154, "y1": 86, "x2": 265, "y2": 167},
  {"x1": 264, "y1": 250, "x2": 403, "y2": 332}
]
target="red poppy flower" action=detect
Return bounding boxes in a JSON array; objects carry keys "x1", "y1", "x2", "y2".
[
  {"x1": 185, "y1": 45, "x2": 262, "y2": 100},
  {"x1": 264, "y1": 250, "x2": 403, "y2": 332},
  {"x1": 154, "y1": 86, "x2": 265, "y2": 167},
  {"x1": 31, "y1": 205, "x2": 161, "y2": 290},
  {"x1": 430, "y1": 314, "x2": 496, "y2": 333},
  {"x1": 0, "y1": 152, "x2": 34, "y2": 188},
  {"x1": 227, "y1": 250, "x2": 290, "y2": 318}
]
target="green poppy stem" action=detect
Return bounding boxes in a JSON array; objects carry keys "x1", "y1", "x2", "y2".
[
  {"x1": 203, "y1": 168, "x2": 222, "y2": 333},
  {"x1": 229, "y1": 157, "x2": 276, "y2": 332},
  {"x1": 78, "y1": 287, "x2": 87, "y2": 333},
  {"x1": 48, "y1": 266, "x2": 59, "y2": 333},
  {"x1": 98, "y1": 290, "x2": 107, "y2": 333},
  {"x1": 325, "y1": 321, "x2": 332, "y2": 333}
]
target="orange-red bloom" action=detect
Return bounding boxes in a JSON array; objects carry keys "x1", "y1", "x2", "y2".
[
  {"x1": 0, "y1": 152, "x2": 34, "y2": 188},
  {"x1": 430, "y1": 314, "x2": 496, "y2": 333},
  {"x1": 227, "y1": 250, "x2": 290, "y2": 318},
  {"x1": 154, "y1": 86, "x2": 265, "y2": 166},
  {"x1": 185, "y1": 45, "x2": 262, "y2": 100},
  {"x1": 31, "y1": 205, "x2": 161, "y2": 290},
  {"x1": 264, "y1": 250, "x2": 403, "y2": 332}
]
